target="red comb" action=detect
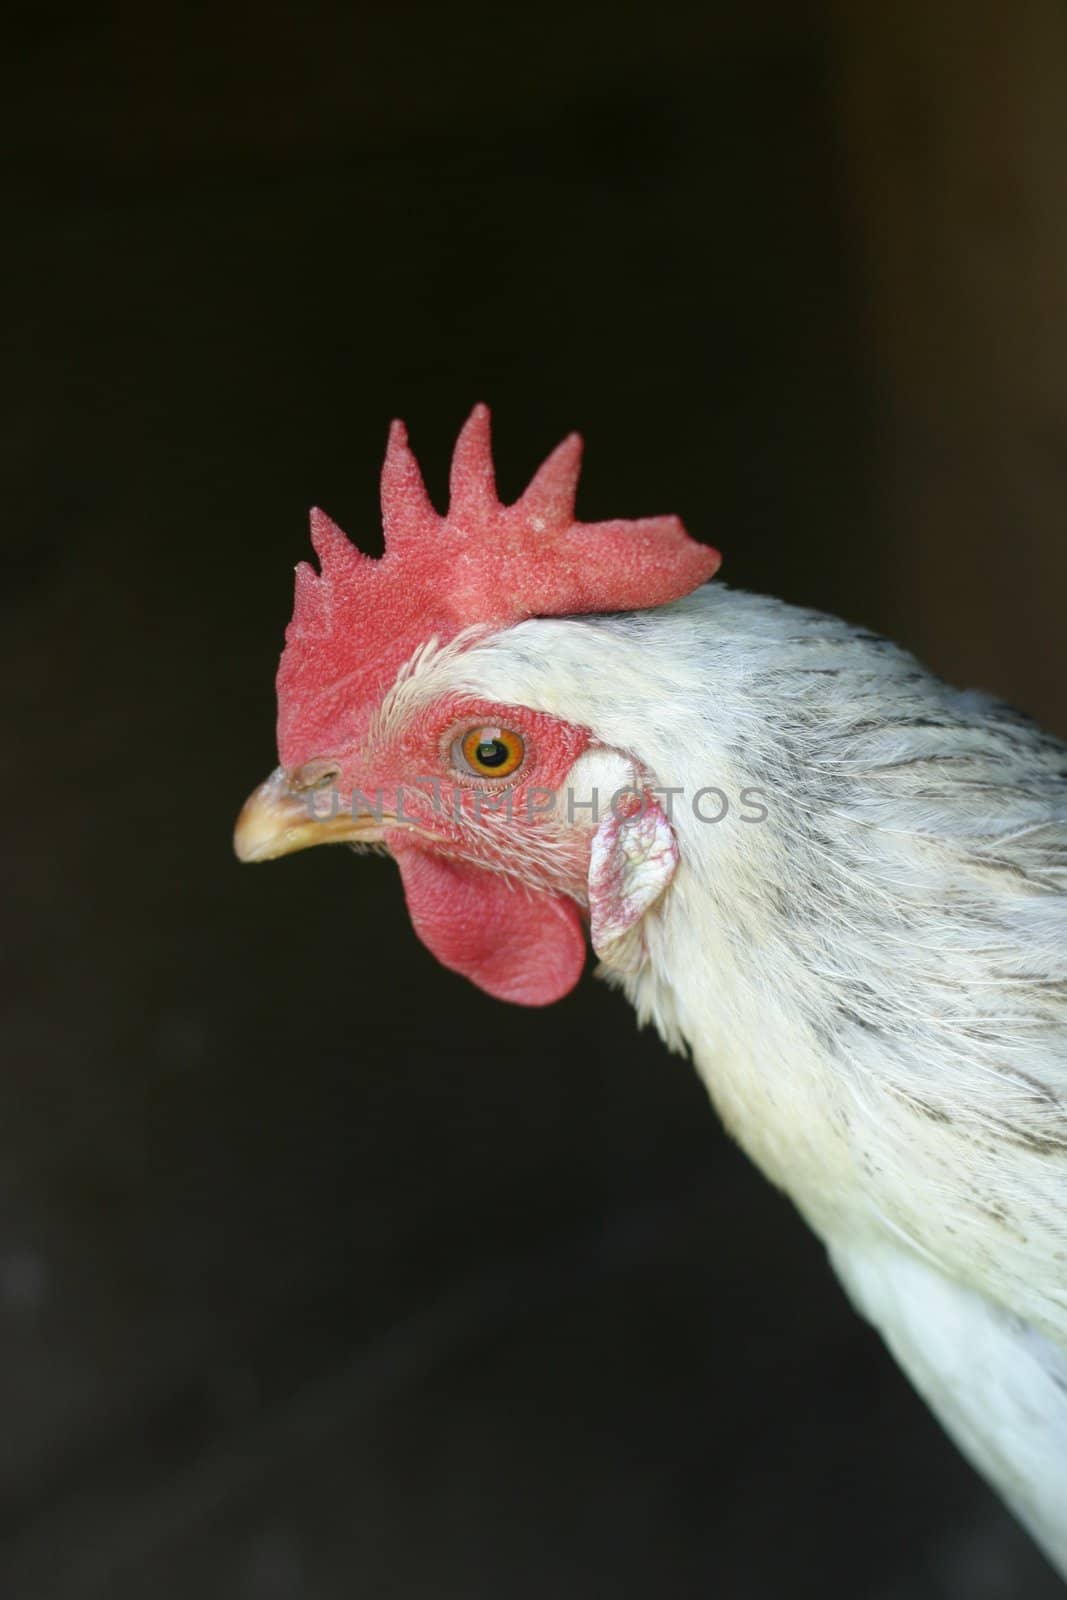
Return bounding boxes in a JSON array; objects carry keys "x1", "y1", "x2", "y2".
[{"x1": 276, "y1": 405, "x2": 720, "y2": 766}]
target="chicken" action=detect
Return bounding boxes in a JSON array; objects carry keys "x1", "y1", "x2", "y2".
[{"x1": 234, "y1": 406, "x2": 1067, "y2": 1576}]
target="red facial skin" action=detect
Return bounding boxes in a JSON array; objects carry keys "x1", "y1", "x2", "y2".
[{"x1": 296, "y1": 695, "x2": 593, "y2": 1006}]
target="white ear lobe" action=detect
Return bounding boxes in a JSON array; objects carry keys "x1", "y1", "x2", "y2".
[{"x1": 588, "y1": 797, "x2": 679, "y2": 974}]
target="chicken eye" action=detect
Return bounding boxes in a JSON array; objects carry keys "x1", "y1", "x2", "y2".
[{"x1": 452, "y1": 726, "x2": 525, "y2": 779}]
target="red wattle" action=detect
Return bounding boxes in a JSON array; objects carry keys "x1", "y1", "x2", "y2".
[{"x1": 391, "y1": 841, "x2": 587, "y2": 1006}]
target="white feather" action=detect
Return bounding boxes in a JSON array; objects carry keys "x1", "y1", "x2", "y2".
[
  {"x1": 832, "y1": 1239, "x2": 1067, "y2": 1573},
  {"x1": 405, "y1": 581, "x2": 1067, "y2": 1569}
]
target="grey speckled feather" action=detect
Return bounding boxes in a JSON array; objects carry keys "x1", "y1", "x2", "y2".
[{"x1": 431, "y1": 584, "x2": 1067, "y2": 1572}]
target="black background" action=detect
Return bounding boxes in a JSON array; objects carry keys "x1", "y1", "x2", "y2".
[{"x1": 3, "y1": 4, "x2": 1066, "y2": 1596}]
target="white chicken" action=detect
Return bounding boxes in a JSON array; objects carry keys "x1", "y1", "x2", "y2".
[{"x1": 235, "y1": 407, "x2": 1067, "y2": 1576}]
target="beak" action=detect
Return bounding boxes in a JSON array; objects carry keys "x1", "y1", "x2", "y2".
[{"x1": 233, "y1": 768, "x2": 385, "y2": 863}]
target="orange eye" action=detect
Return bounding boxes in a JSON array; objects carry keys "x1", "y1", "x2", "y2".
[{"x1": 452, "y1": 726, "x2": 525, "y2": 779}]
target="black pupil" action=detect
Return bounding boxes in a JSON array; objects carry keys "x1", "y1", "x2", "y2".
[{"x1": 476, "y1": 738, "x2": 509, "y2": 768}]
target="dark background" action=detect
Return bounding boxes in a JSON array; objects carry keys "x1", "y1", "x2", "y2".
[{"x1": 4, "y1": 3, "x2": 1067, "y2": 1596}]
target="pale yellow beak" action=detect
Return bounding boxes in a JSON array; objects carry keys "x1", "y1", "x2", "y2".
[{"x1": 233, "y1": 767, "x2": 386, "y2": 863}]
